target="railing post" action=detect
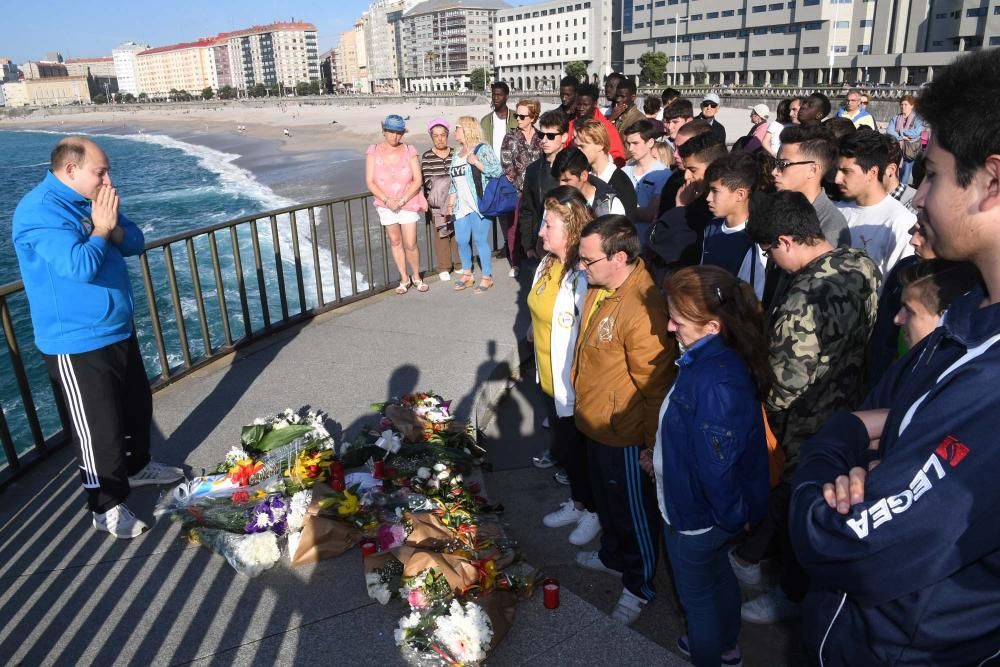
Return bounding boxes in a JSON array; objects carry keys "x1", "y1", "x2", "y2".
[
  {"x1": 186, "y1": 237, "x2": 213, "y2": 357},
  {"x1": 345, "y1": 201, "x2": 359, "y2": 296},
  {"x1": 208, "y1": 231, "x2": 233, "y2": 348},
  {"x1": 162, "y1": 244, "x2": 192, "y2": 370},
  {"x1": 270, "y1": 214, "x2": 289, "y2": 321},
  {"x1": 140, "y1": 253, "x2": 171, "y2": 380},
  {"x1": 249, "y1": 219, "x2": 271, "y2": 329},
  {"x1": 229, "y1": 226, "x2": 252, "y2": 339},
  {"x1": 325, "y1": 203, "x2": 342, "y2": 303},
  {"x1": 0, "y1": 297, "x2": 45, "y2": 450},
  {"x1": 362, "y1": 199, "x2": 377, "y2": 293},
  {"x1": 309, "y1": 207, "x2": 325, "y2": 307},
  {"x1": 289, "y1": 210, "x2": 307, "y2": 313}
]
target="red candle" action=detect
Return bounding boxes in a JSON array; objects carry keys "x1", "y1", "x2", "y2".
[
  {"x1": 360, "y1": 540, "x2": 377, "y2": 557},
  {"x1": 373, "y1": 460, "x2": 385, "y2": 479},
  {"x1": 543, "y1": 578, "x2": 560, "y2": 609}
]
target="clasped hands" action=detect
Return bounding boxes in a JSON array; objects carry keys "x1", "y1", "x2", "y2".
[{"x1": 822, "y1": 409, "x2": 887, "y2": 515}]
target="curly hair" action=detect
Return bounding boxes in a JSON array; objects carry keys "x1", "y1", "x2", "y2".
[
  {"x1": 455, "y1": 116, "x2": 485, "y2": 147},
  {"x1": 541, "y1": 186, "x2": 593, "y2": 283}
]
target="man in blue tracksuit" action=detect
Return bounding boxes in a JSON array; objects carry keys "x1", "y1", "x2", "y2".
[
  {"x1": 789, "y1": 50, "x2": 1000, "y2": 665},
  {"x1": 13, "y1": 137, "x2": 182, "y2": 539}
]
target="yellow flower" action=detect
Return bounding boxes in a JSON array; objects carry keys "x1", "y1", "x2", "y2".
[{"x1": 337, "y1": 490, "x2": 360, "y2": 516}]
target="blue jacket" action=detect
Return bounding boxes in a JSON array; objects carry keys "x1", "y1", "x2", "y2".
[
  {"x1": 791, "y1": 285, "x2": 1000, "y2": 666},
  {"x1": 13, "y1": 172, "x2": 145, "y2": 355},
  {"x1": 656, "y1": 335, "x2": 769, "y2": 533}
]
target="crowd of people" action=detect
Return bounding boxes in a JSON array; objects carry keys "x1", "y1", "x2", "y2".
[{"x1": 11, "y1": 47, "x2": 1000, "y2": 667}]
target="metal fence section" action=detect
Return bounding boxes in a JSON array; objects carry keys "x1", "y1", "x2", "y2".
[{"x1": 0, "y1": 191, "x2": 476, "y2": 489}]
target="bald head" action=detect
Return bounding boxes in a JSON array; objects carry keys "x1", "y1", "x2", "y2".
[
  {"x1": 51, "y1": 137, "x2": 104, "y2": 172},
  {"x1": 51, "y1": 137, "x2": 112, "y2": 200}
]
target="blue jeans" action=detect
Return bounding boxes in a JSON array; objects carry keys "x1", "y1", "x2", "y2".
[
  {"x1": 454, "y1": 211, "x2": 493, "y2": 276},
  {"x1": 900, "y1": 157, "x2": 915, "y2": 187},
  {"x1": 663, "y1": 523, "x2": 741, "y2": 667}
]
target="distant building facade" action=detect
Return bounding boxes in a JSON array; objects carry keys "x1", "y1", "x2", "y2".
[
  {"x1": 3, "y1": 76, "x2": 92, "y2": 107},
  {"x1": 319, "y1": 48, "x2": 338, "y2": 92},
  {"x1": 365, "y1": 0, "x2": 409, "y2": 93},
  {"x1": 620, "y1": 0, "x2": 996, "y2": 87},
  {"x1": 112, "y1": 42, "x2": 150, "y2": 95},
  {"x1": 19, "y1": 61, "x2": 68, "y2": 79},
  {"x1": 0, "y1": 58, "x2": 19, "y2": 82},
  {"x1": 136, "y1": 40, "x2": 220, "y2": 98},
  {"x1": 400, "y1": 0, "x2": 509, "y2": 92},
  {"x1": 337, "y1": 29, "x2": 361, "y2": 90},
  {"x1": 64, "y1": 57, "x2": 116, "y2": 78},
  {"x1": 221, "y1": 21, "x2": 319, "y2": 92},
  {"x1": 495, "y1": 0, "x2": 614, "y2": 92}
]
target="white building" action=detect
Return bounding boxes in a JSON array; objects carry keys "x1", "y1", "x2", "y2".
[
  {"x1": 221, "y1": 21, "x2": 320, "y2": 92},
  {"x1": 400, "y1": 0, "x2": 509, "y2": 92},
  {"x1": 495, "y1": 0, "x2": 613, "y2": 92},
  {"x1": 364, "y1": 0, "x2": 407, "y2": 92},
  {"x1": 113, "y1": 42, "x2": 150, "y2": 96}
]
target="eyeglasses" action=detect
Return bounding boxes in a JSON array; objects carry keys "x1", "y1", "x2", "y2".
[
  {"x1": 701, "y1": 102, "x2": 718, "y2": 108},
  {"x1": 539, "y1": 132, "x2": 563, "y2": 140},
  {"x1": 516, "y1": 113, "x2": 532, "y2": 120},
  {"x1": 775, "y1": 159, "x2": 816, "y2": 172},
  {"x1": 578, "y1": 255, "x2": 609, "y2": 268}
]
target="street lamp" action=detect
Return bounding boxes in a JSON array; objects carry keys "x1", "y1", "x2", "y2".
[{"x1": 672, "y1": 16, "x2": 689, "y2": 86}]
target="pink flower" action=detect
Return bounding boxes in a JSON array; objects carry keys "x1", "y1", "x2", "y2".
[
  {"x1": 407, "y1": 588, "x2": 429, "y2": 609},
  {"x1": 377, "y1": 523, "x2": 407, "y2": 550}
]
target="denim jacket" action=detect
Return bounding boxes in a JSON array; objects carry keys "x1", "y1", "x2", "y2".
[
  {"x1": 448, "y1": 143, "x2": 502, "y2": 217},
  {"x1": 655, "y1": 334, "x2": 769, "y2": 532}
]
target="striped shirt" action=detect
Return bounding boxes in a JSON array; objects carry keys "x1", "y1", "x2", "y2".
[{"x1": 421, "y1": 147, "x2": 453, "y2": 191}]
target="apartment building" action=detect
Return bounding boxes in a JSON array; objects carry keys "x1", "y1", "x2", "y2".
[
  {"x1": 1, "y1": 58, "x2": 19, "y2": 82},
  {"x1": 2, "y1": 76, "x2": 92, "y2": 107},
  {"x1": 620, "y1": 0, "x2": 995, "y2": 87},
  {"x1": 399, "y1": 0, "x2": 509, "y2": 92},
  {"x1": 64, "y1": 57, "x2": 116, "y2": 78},
  {"x1": 136, "y1": 40, "x2": 220, "y2": 98},
  {"x1": 337, "y1": 29, "x2": 362, "y2": 89},
  {"x1": 19, "y1": 61, "x2": 68, "y2": 79},
  {"x1": 494, "y1": 0, "x2": 614, "y2": 92},
  {"x1": 112, "y1": 42, "x2": 150, "y2": 95},
  {"x1": 221, "y1": 21, "x2": 319, "y2": 91},
  {"x1": 364, "y1": 0, "x2": 408, "y2": 92}
]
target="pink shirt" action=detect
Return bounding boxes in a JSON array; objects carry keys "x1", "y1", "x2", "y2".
[{"x1": 367, "y1": 143, "x2": 423, "y2": 212}]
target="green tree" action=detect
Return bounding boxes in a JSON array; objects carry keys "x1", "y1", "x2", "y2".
[
  {"x1": 218, "y1": 85, "x2": 237, "y2": 100},
  {"x1": 123, "y1": 93, "x2": 136, "y2": 103},
  {"x1": 202, "y1": 86, "x2": 214, "y2": 100},
  {"x1": 295, "y1": 81, "x2": 311, "y2": 96},
  {"x1": 638, "y1": 51, "x2": 668, "y2": 86},
  {"x1": 113, "y1": 93, "x2": 124, "y2": 104},
  {"x1": 168, "y1": 88, "x2": 180, "y2": 101},
  {"x1": 565, "y1": 61, "x2": 589, "y2": 82},
  {"x1": 250, "y1": 83, "x2": 267, "y2": 98},
  {"x1": 93, "y1": 93, "x2": 107, "y2": 104},
  {"x1": 468, "y1": 67, "x2": 488, "y2": 91},
  {"x1": 308, "y1": 80, "x2": 321, "y2": 95},
  {"x1": 137, "y1": 92, "x2": 149, "y2": 102}
]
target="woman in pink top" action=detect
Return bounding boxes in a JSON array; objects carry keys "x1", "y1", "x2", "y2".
[{"x1": 366, "y1": 114, "x2": 429, "y2": 293}]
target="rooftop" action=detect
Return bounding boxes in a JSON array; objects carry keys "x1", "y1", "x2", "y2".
[
  {"x1": 404, "y1": 0, "x2": 510, "y2": 17},
  {"x1": 64, "y1": 57, "x2": 113, "y2": 64}
]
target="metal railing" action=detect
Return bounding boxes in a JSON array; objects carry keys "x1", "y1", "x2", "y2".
[{"x1": 0, "y1": 190, "x2": 467, "y2": 489}]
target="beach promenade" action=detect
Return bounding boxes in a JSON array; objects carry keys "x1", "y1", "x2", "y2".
[{"x1": 0, "y1": 266, "x2": 688, "y2": 666}]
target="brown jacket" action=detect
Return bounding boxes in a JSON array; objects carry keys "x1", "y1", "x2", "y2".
[
  {"x1": 614, "y1": 105, "x2": 647, "y2": 149},
  {"x1": 572, "y1": 260, "x2": 676, "y2": 447}
]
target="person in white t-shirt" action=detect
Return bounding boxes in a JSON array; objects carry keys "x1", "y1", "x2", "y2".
[{"x1": 834, "y1": 128, "x2": 916, "y2": 280}]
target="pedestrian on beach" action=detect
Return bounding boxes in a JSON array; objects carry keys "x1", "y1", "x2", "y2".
[
  {"x1": 500, "y1": 99, "x2": 544, "y2": 278},
  {"x1": 572, "y1": 214, "x2": 675, "y2": 626},
  {"x1": 648, "y1": 265, "x2": 773, "y2": 667},
  {"x1": 448, "y1": 116, "x2": 503, "y2": 294},
  {"x1": 421, "y1": 118, "x2": 460, "y2": 282},
  {"x1": 366, "y1": 114, "x2": 429, "y2": 294},
  {"x1": 528, "y1": 186, "x2": 601, "y2": 547},
  {"x1": 12, "y1": 137, "x2": 184, "y2": 539}
]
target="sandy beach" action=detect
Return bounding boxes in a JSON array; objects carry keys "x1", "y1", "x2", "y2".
[{"x1": 0, "y1": 101, "x2": 754, "y2": 204}]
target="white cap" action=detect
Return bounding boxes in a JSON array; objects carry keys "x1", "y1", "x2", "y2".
[{"x1": 748, "y1": 103, "x2": 770, "y2": 119}]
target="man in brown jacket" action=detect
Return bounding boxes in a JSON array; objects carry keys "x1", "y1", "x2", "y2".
[{"x1": 571, "y1": 214, "x2": 676, "y2": 625}]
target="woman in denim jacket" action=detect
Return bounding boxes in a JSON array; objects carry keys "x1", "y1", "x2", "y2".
[
  {"x1": 448, "y1": 116, "x2": 503, "y2": 294},
  {"x1": 642, "y1": 265, "x2": 772, "y2": 667}
]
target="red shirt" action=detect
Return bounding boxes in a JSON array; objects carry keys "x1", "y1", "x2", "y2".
[{"x1": 565, "y1": 108, "x2": 627, "y2": 167}]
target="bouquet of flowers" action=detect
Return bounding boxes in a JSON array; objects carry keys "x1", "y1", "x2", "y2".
[
  {"x1": 240, "y1": 408, "x2": 332, "y2": 454},
  {"x1": 395, "y1": 597, "x2": 510, "y2": 666},
  {"x1": 364, "y1": 552, "x2": 404, "y2": 605},
  {"x1": 187, "y1": 527, "x2": 282, "y2": 578},
  {"x1": 399, "y1": 567, "x2": 456, "y2": 611}
]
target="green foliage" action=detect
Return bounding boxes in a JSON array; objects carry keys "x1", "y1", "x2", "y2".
[
  {"x1": 218, "y1": 85, "x2": 237, "y2": 100},
  {"x1": 638, "y1": 51, "x2": 669, "y2": 85},
  {"x1": 565, "y1": 61, "x2": 589, "y2": 82},
  {"x1": 249, "y1": 83, "x2": 267, "y2": 98},
  {"x1": 308, "y1": 80, "x2": 321, "y2": 95},
  {"x1": 202, "y1": 87, "x2": 214, "y2": 100},
  {"x1": 137, "y1": 92, "x2": 149, "y2": 102},
  {"x1": 93, "y1": 94, "x2": 107, "y2": 104},
  {"x1": 468, "y1": 67, "x2": 488, "y2": 91},
  {"x1": 240, "y1": 423, "x2": 314, "y2": 453},
  {"x1": 295, "y1": 81, "x2": 311, "y2": 96},
  {"x1": 123, "y1": 93, "x2": 136, "y2": 103}
]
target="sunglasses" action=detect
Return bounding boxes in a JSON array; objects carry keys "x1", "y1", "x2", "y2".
[
  {"x1": 539, "y1": 132, "x2": 563, "y2": 140},
  {"x1": 516, "y1": 113, "x2": 533, "y2": 120},
  {"x1": 701, "y1": 102, "x2": 718, "y2": 108},
  {"x1": 775, "y1": 159, "x2": 816, "y2": 172}
]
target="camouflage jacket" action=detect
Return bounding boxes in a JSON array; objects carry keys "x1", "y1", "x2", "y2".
[{"x1": 767, "y1": 247, "x2": 879, "y2": 469}]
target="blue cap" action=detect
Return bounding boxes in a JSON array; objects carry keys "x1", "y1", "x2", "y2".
[{"x1": 382, "y1": 114, "x2": 406, "y2": 132}]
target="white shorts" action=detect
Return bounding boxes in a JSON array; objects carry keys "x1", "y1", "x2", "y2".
[{"x1": 376, "y1": 208, "x2": 421, "y2": 226}]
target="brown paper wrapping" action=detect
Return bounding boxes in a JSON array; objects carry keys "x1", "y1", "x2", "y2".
[
  {"x1": 291, "y1": 514, "x2": 361, "y2": 564},
  {"x1": 363, "y1": 549, "x2": 400, "y2": 575},
  {"x1": 405, "y1": 512, "x2": 455, "y2": 549},
  {"x1": 384, "y1": 405, "x2": 425, "y2": 442},
  {"x1": 395, "y1": 546, "x2": 480, "y2": 593}
]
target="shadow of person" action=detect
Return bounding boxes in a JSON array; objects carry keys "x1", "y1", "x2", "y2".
[{"x1": 336, "y1": 363, "x2": 421, "y2": 453}]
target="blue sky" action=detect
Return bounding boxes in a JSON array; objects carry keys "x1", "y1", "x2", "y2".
[{"x1": 2, "y1": 0, "x2": 549, "y2": 63}]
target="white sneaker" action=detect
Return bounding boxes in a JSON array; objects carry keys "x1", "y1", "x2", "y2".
[
  {"x1": 543, "y1": 499, "x2": 584, "y2": 527},
  {"x1": 575, "y1": 550, "x2": 620, "y2": 576},
  {"x1": 611, "y1": 587, "x2": 647, "y2": 625},
  {"x1": 741, "y1": 587, "x2": 801, "y2": 624},
  {"x1": 93, "y1": 503, "x2": 149, "y2": 539},
  {"x1": 438, "y1": 271, "x2": 451, "y2": 282},
  {"x1": 128, "y1": 461, "x2": 184, "y2": 487},
  {"x1": 568, "y1": 511, "x2": 602, "y2": 545},
  {"x1": 728, "y1": 547, "x2": 764, "y2": 586},
  {"x1": 507, "y1": 267, "x2": 519, "y2": 278}
]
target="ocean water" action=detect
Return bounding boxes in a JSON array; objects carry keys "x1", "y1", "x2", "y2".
[{"x1": 0, "y1": 129, "x2": 360, "y2": 465}]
